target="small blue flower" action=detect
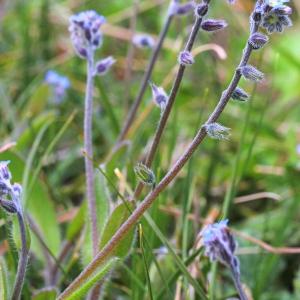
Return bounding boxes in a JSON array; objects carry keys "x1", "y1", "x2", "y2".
[{"x1": 45, "y1": 70, "x2": 70, "y2": 103}]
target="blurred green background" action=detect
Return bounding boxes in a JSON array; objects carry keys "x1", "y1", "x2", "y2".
[{"x1": 0, "y1": 0, "x2": 300, "y2": 299}]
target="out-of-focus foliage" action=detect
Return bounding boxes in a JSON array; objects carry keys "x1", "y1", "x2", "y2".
[{"x1": 0, "y1": 0, "x2": 299, "y2": 299}]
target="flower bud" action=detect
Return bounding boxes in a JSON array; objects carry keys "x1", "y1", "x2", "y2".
[
  {"x1": 169, "y1": 1, "x2": 195, "y2": 16},
  {"x1": 178, "y1": 51, "x2": 194, "y2": 66},
  {"x1": 202, "y1": 122, "x2": 231, "y2": 140},
  {"x1": 271, "y1": 5, "x2": 292, "y2": 16},
  {"x1": 150, "y1": 82, "x2": 168, "y2": 111},
  {"x1": 201, "y1": 19, "x2": 227, "y2": 32},
  {"x1": 134, "y1": 163, "x2": 156, "y2": 187},
  {"x1": 0, "y1": 161, "x2": 11, "y2": 181},
  {"x1": 12, "y1": 183, "x2": 23, "y2": 198},
  {"x1": 0, "y1": 199, "x2": 18, "y2": 214},
  {"x1": 231, "y1": 87, "x2": 249, "y2": 102},
  {"x1": 248, "y1": 32, "x2": 269, "y2": 50},
  {"x1": 95, "y1": 56, "x2": 116, "y2": 76},
  {"x1": 195, "y1": 3, "x2": 209, "y2": 17},
  {"x1": 132, "y1": 34, "x2": 155, "y2": 49},
  {"x1": 238, "y1": 65, "x2": 264, "y2": 82},
  {"x1": 252, "y1": 9, "x2": 263, "y2": 23}
]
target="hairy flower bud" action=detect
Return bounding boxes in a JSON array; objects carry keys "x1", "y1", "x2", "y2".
[
  {"x1": 0, "y1": 199, "x2": 18, "y2": 214},
  {"x1": 271, "y1": 5, "x2": 292, "y2": 16},
  {"x1": 231, "y1": 87, "x2": 249, "y2": 102},
  {"x1": 169, "y1": 1, "x2": 195, "y2": 16},
  {"x1": 202, "y1": 123, "x2": 231, "y2": 140},
  {"x1": 0, "y1": 161, "x2": 11, "y2": 181},
  {"x1": 238, "y1": 65, "x2": 264, "y2": 82},
  {"x1": 95, "y1": 56, "x2": 116, "y2": 76},
  {"x1": 201, "y1": 19, "x2": 227, "y2": 32},
  {"x1": 150, "y1": 82, "x2": 168, "y2": 111},
  {"x1": 195, "y1": 3, "x2": 209, "y2": 17},
  {"x1": 248, "y1": 32, "x2": 269, "y2": 50},
  {"x1": 178, "y1": 51, "x2": 194, "y2": 66},
  {"x1": 132, "y1": 34, "x2": 155, "y2": 49},
  {"x1": 134, "y1": 163, "x2": 156, "y2": 187}
]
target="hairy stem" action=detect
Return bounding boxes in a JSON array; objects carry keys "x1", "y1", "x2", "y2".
[
  {"x1": 231, "y1": 267, "x2": 248, "y2": 300},
  {"x1": 134, "y1": 8, "x2": 205, "y2": 200},
  {"x1": 116, "y1": 9, "x2": 173, "y2": 143},
  {"x1": 11, "y1": 212, "x2": 29, "y2": 300},
  {"x1": 59, "y1": 2, "x2": 263, "y2": 298},
  {"x1": 84, "y1": 48, "x2": 98, "y2": 256}
]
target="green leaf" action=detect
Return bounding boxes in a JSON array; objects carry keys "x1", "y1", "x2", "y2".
[
  {"x1": 66, "y1": 202, "x2": 86, "y2": 242},
  {"x1": 21, "y1": 84, "x2": 49, "y2": 118},
  {"x1": 32, "y1": 287, "x2": 57, "y2": 300},
  {"x1": 17, "y1": 112, "x2": 56, "y2": 151},
  {"x1": 99, "y1": 201, "x2": 135, "y2": 258},
  {"x1": 64, "y1": 258, "x2": 119, "y2": 300},
  {"x1": 0, "y1": 258, "x2": 8, "y2": 300},
  {"x1": 104, "y1": 142, "x2": 130, "y2": 184}
]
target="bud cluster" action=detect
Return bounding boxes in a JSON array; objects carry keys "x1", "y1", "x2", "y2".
[
  {"x1": 202, "y1": 220, "x2": 241, "y2": 278},
  {"x1": 260, "y1": 0, "x2": 293, "y2": 34},
  {"x1": 69, "y1": 10, "x2": 106, "y2": 59},
  {"x1": 0, "y1": 161, "x2": 22, "y2": 214}
]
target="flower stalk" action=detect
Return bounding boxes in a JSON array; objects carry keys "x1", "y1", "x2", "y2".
[
  {"x1": 11, "y1": 211, "x2": 29, "y2": 300},
  {"x1": 116, "y1": 1, "x2": 175, "y2": 143},
  {"x1": 84, "y1": 47, "x2": 99, "y2": 256}
]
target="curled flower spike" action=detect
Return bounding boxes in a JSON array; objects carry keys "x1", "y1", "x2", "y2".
[
  {"x1": 178, "y1": 51, "x2": 194, "y2": 66},
  {"x1": 202, "y1": 122, "x2": 231, "y2": 140},
  {"x1": 69, "y1": 10, "x2": 106, "y2": 58},
  {"x1": 202, "y1": 220, "x2": 237, "y2": 266},
  {"x1": 94, "y1": 56, "x2": 116, "y2": 76},
  {"x1": 201, "y1": 19, "x2": 228, "y2": 32},
  {"x1": 132, "y1": 34, "x2": 155, "y2": 49},
  {"x1": 150, "y1": 82, "x2": 168, "y2": 111},
  {"x1": 231, "y1": 87, "x2": 249, "y2": 102},
  {"x1": 238, "y1": 65, "x2": 264, "y2": 82},
  {"x1": 202, "y1": 220, "x2": 248, "y2": 300},
  {"x1": 134, "y1": 163, "x2": 156, "y2": 187},
  {"x1": 45, "y1": 70, "x2": 70, "y2": 103},
  {"x1": 168, "y1": 1, "x2": 195, "y2": 17},
  {"x1": 261, "y1": 1, "x2": 292, "y2": 34},
  {"x1": 0, "y1": 162, "x2": 22, "y2": 214}
]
